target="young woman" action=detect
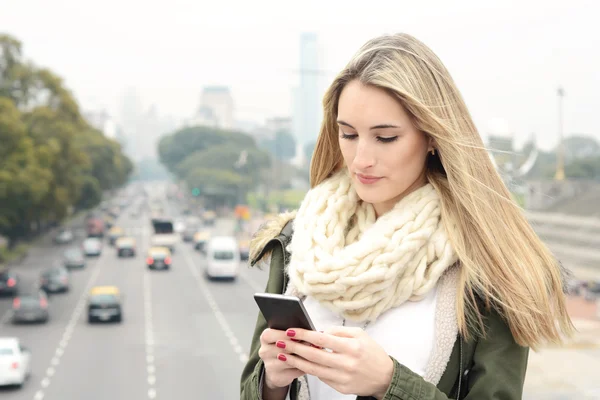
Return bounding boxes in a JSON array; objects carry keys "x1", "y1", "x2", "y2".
[{"x1": 240, "y1": 33, "x2": 572, "y2": 400}]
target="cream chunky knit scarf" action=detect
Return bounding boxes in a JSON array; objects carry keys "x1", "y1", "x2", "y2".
[{"x1": 285, "y1": 169, "x2": 458, "y2": 323}]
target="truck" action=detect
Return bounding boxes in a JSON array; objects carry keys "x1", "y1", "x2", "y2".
[
  {"x1": 150, "y1": 218, "x2": 178, "y2": 253},
  {"x1": 86, "y1": 216, "x2": 105, "y2": 238}
]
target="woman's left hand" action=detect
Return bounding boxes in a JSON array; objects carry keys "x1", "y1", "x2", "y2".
[{"x1": 277, "y1": 326, "x2": 394, "y2": 399}]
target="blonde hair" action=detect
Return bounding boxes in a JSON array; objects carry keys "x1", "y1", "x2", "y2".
[{"x1": 310, "y1": 33, "x2": 573, "y2": 348}]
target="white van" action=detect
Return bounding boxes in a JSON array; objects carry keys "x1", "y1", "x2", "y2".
[{"x1": 205, "y1": 236, "x2": 240, "y2": 280}]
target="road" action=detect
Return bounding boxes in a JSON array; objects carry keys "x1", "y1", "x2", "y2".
[{"x1": 0, "y1": 203, "x2": 270, "y2": 400}]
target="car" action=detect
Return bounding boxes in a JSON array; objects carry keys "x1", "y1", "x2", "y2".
[
  {"x1": 238, "y1": 237, "x2": 250, "y2": 261},
  {"x1": 107, "y1": 226, "x2": 125, "y2": 246},
  {"x1": 205, "y1": 236, "x2": 240, "y2": 280},
  {"x1": 0, "y1": 337, "x2": 31, "y2": 387},
  {"x1": 53, "y1": 228, "x2": 74, "y2": 244},
  {"x1": 0, "y1": 270, "x2": 19, "y2": 297},
  {"x1": 39, "y1": 267, "x2": 70, "y2": 293},
  {"x1": 146, "y1": 247, "x2": 172, "y2": 270},
  {"x1": 63, "y1": 247, "x2": 86, "y2": 269},
  {"x1": 87, "y1": 286, "x2": 123, "y2": 323},
  {"x1": 116, "y1": 237, "x2": 136, "y2": 258},
  {"x1": 193, "y1": 230, "x2": 211, "y2": 252},
  {"x1": 12, "y1": 291, "x2": 49, "y2": 323},
  {"x1": 182, "y1": 227, "x2": 196, "y2": 242},
  {"x1": 82, "y1": 237, "x2": 103, "y2": 257}
]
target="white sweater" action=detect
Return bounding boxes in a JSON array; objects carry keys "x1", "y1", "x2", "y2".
[{"x1": 303, "y1": 287, "x2": 438, "y2": 400}]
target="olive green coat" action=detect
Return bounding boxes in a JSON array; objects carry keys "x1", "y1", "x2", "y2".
[{"x1": 240, "y1": 218, "x2": 529, "y2": 400}]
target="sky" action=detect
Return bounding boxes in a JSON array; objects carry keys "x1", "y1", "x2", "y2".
[{"x1": 0, "y1": 0, "x2": 598, "y2": 151}]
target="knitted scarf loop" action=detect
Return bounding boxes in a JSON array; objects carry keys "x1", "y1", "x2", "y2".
[{"x1": 286, "y1": 169, "x2": 458, "y2": 323}]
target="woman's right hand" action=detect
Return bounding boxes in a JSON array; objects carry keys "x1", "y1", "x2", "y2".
[{"x1": 259, "y1": 328, "x2": 306, "y2": 390}]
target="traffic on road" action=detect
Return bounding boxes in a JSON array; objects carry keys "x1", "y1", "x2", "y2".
[{"x1": 0, "y1": 184, "x2": 267, "y2": 399}]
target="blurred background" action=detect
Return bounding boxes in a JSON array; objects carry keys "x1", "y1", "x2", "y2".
[{"x1": 0, "y1": 0, "x2": 598, "y2": 398}]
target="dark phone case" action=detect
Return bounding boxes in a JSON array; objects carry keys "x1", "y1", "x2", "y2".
[{"x1": 254, "y1": 293, "x2": 316, "y2": 331}]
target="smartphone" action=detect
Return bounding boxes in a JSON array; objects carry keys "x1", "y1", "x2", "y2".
[{"x1": 254, "y1": 293, "x2": 316, "y2": 331}]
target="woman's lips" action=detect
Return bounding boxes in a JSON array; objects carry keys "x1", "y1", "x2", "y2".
[{"x1": 356, "y1": 174, "x2": 382, "y2": 185}]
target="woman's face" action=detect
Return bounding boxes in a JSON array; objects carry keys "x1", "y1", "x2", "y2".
[{"x1": 337, "y1": 80, "x2": 432, "y2": 217}]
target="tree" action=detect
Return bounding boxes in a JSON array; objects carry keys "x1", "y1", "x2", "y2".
[
  {"x1": 0, "y1": 97, "x2": 52, "y2": 246},
  {"x1": 0, "y1": 33, "x2": 133, "y2": 246},
  {"x1": 563, "y1": 135, "x2": 600, "y2": 164}
]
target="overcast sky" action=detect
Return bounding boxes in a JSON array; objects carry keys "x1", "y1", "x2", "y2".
[{"x1": 1, "y1": 0, "x2": 598, "y2": 150}]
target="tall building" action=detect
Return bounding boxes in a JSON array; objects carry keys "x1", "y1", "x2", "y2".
[
  {"x1": 191, "y1": 86, "x2": 234, "y2": 130},
  {"x1": 292, "y1": 33, "x2": 320, "y2": 149}
]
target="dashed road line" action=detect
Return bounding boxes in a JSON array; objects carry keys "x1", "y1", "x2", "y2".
[
  {"x1": 143, "y1": 272, "x2": 157, "y2": 399},
  {"x1": 32, "y1": 260, "x2": 102, "y2": 400},
  {"x1": 182, "y1": 249, "x2": 249, "y2": 364}
]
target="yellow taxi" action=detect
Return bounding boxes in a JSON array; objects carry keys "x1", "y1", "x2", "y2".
[
  {"x1": 87, "y1": 286, "x2": 123, "y2": 323},
  {"x1": 115, "y1": 237, "x2": 136, "y2": 258},
  {"x1": 146, "y1": 246, "x2": 172, "y2": 270},
  {"x1": 108, "y1": 226, "x2": 125, "y2": 246},
  {"x1": 193, "y1": 230, "x2": 211, "y2": 253}
]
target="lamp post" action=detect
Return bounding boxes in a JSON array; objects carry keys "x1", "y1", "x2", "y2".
[{"x1": 555, "y1": 87, "x2": 566, "y2": 181}]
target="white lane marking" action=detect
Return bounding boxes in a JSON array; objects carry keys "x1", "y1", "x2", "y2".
[
  {"x1": 182, "y1": 249, "x2": 249, "y2": 364},
  {"x1": 143, "y1": 272, "x2": 157, "y2": 398},
  {"x1": 31, "y1": 260, "x2": 102, "y2": 400}
]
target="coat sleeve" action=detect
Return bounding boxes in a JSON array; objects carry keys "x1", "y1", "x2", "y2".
[
  {"x1": 358, "y1": 307, "x2": 529, "y2": 400},
  {"x1": 240, "y1": 241, "x2": 287, "y2": 400}
]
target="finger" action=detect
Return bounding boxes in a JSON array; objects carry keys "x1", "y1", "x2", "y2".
[
  {"x1": 282, "y1": 339, "x2": 347, "y2": 370},
  {"x1": 286, "y1": 328, "x2": 352, "y2": 353},
  {"x1": 260, "y1": 328, "x2": 289, "y2": 345},
  {"x1": 324, "y1": 325, "x2": 364, "y2": 338},
  {"x1": 278, "y1": 352, "x2": 339, "y2": 382}
]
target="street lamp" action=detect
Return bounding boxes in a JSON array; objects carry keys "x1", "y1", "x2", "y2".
[{"x1": 555, "y1": 86, "x2": 566, "y2": 181}]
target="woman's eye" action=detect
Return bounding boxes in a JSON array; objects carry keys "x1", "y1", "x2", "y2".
[
  {"x1": 341, "y1": 132, "x2": 358, "y2": 140},
  {"x1": 376, "y1": 136, "x2": 398, "y2": 143}
]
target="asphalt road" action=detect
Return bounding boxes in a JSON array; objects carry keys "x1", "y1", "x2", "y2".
[{"x1": 0, "y1": 203, "x2": 270, "y2": 400}]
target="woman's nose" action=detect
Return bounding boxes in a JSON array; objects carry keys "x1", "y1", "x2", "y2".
[{"x1": 352, "y1": 139, "x2": 376, "y2": 170}]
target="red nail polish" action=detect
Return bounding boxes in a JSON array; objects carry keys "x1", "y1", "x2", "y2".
[
  {"x1": 291, "y1": 338, "x2": 300, "y2": 342},
  {"x1": 286, "y1": 330, "x2": 296, "y2": 337},
  {"x1": 276, "y1": 341, "x2": 286, "y2": 349},
  {"x1": 278, "y1": 354, "x2": 287, "y2": 361}
]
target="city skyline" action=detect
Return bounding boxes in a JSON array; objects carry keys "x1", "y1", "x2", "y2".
[{"x1": 2, "y1": 0, "x2": 598, "y2": 152}]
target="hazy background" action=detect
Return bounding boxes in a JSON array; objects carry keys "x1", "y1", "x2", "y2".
[{"x1": 1, "y1": 0, "x2": 598, "y2": 154}]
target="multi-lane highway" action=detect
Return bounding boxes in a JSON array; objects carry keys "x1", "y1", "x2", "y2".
[{"x1": 0, "y1": 201, "x2": 269, "y2": 400}]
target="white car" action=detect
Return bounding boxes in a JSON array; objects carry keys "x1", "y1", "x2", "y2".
[
  {"x1": 205, "y1": 236, "x2": 240, "y2": 280},
  {"x1": 82, "y1": 237, "x2": 103, "y2": 257},
  {"x1": 54, "y1": 229, "x2": 74, "y2": 244},
  {"x1": 0, "y1": 337, "x2": 31, "y2": 387}
]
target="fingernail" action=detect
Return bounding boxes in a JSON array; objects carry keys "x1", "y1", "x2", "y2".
[
  {"x1": 276, "y1": 341, "x2": 286, "y2": 349},
  {"x1": 286, "y1": 330, "x2": 296, "y2": 337},
  {"x1": 291, "y1": 338, "x2": 300, "y2": 342},
  {"x1": 278, "y1": 354, "x2": 287, "y2": 361}
]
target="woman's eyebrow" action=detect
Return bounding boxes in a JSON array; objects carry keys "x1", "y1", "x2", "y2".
[{"x1": 337, "y1": 120, "x2": 401, "y2": 130}]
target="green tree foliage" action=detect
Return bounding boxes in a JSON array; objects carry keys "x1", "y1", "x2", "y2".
[
  {"x1": 158, "y1": 124, "x2": 272, "y2": 205},
  {"x1": 0, "y1": 33, "x2": 132, "y2": 247}
]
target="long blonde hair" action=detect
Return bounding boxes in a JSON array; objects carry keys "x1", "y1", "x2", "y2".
[{"x1": 310, "y1": 33, "x2": 573, "y2": 348}]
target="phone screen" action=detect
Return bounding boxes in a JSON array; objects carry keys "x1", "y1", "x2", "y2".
[{"x1": 254, "y1": 293, "x2": 316, "y2": 331}]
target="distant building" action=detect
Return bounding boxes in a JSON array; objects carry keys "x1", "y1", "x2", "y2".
[
  {"x1": 84, "y1": 109, "x2": 117, "y2": 139},
  {"x1": 292, "y1": 33, "x2": 320, "y2": 149},
  {"x1": 191, "y1": 86, "x2": 234, "y2": 130}
]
